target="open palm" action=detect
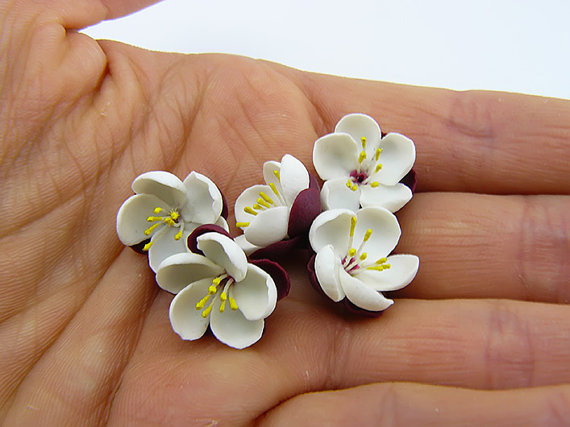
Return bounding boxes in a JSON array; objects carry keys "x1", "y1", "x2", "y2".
[{"x1": 2, "y1": 1, "x2": 569, "y2": 425}]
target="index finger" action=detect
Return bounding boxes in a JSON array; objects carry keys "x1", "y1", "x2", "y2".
[{"x1": 292, "y1": 70, "x2": 570, "y2": 195}]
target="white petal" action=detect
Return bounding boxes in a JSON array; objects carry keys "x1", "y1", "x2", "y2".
[
  {"x1": 279, "y1": 154, "x2": 309, "y2": 206},
  {"x1": 353, "y1": 207, "x2": 401, "y2": 261},
  {"x1": 320, "y1": 177, "x2": 361, "y2": 212},
  {"x1": 314, "y1": 245, "x2": 344, "y2": 302},
  {"x1": 262, "y1": 160, "x2": 282, "y2": 190},
  {"x1": 156, "y1": 252, "x2": 223, "y2": 294},
  {"x1": 374, "y1": 133, "x2": 416, "y2": 185},
  {"x1": 215, "y1": 216, "x2": 229, "y2": 232},
  {"x1": 360, "y1": 183, "x2": 413, "y2": 213},
  {"x1": 339, "y1": 269, "x2": 393, "y2": 311},
  {"x1": 197, "y1": 232, "x2": 248, "y2": 282},
  {"x1": 234, "y1": 234, "x2": 261, "y2": 256},
  {"x1": 148, "y1": 227, "x2": 192, "y2": 272},
  {"x1": 335, "y1": 113, "x2": 382, "y2": 160},
  {"x1": 132, "y1": 171, "x2": 187, "y2": 208},
  {"x1": 312, "y1": 133, "x2": 359, "y2": 181},
  {"x1": 355, "y1": 254, "x2": 420, "y2": 292},
  {"x1": 232, "y1": 264, "x2": 277, "y2": 321},
  {"x1": 180, "y1": 172, "x2": 223, "y2": 224},
  {"x1": 116, "y1": 194, "x2": 169, "y2": 246},
  {"x1": 244, "y1": 206, "x2": 289, "y2": 247},
  {"x1": 308, "y1": 209, "x2": 353, "y2": 256},
  {"x1": 210, "y1": 299, "x2": 265, "y2": 349},
  {"x1": 235, "y1": 184, "x2": 274, "y2": 224},
  {"x1": 169, "y1": 278, "x2": 212, "y2": 340}
]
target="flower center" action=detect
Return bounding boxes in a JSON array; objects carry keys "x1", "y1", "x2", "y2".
[
  {"x1": 141, "y1": 207, "x2": 184, "y2": 251},
  {"x1": 345, "y1": 136, "x2": 383, "y2": 192},
  {"x1": 237, "y1": 169, "x2": 285, "y2": 229},
  {"x1": 341, "y1": 215, "x2": 391, "y2": 274},
  {"x1": 195, "y1": 274, "x2": 239, "y2": 318}
]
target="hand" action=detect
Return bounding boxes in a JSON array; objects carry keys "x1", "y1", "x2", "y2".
[{"x1": 1, "y1": 1, "x2": 569, "y2": 425}]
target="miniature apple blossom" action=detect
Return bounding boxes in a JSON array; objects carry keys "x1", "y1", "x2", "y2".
[
  {"x1": 116, "y1": 171, "x2": 228, "y2": 271},
  {"x1": 234, "y1": 154, "x2": 321, "y2": 254},
  {"x1": 313, "y1": 113, "x2": 416, "y2": 213},
  {"x1": 308, "y1": 206, "x2": 419, "y2": 313},
  {"x1": 156, "y1": 231, "x2": 282, "y2": 349}
]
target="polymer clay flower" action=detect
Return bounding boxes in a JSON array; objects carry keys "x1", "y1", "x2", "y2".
[
  {"x1": 116, "y1": 171, "x2": 228, "y2": 271},
  {"x1": 156, "y1": 230, "x2": 285, "y2": 349},
  {"x1": 308, "y1": 206, "x2": 419, "y2": 313},
  {"x1": 234, "y1": 154, "x2": 321, "y2": 253},
  {"x1": 313, "y1": 113, "x2": 416, "y2": 212}
]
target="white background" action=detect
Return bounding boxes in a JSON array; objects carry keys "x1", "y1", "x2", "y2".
[{"x1": 83, "y1": 0, "x2": 570, "y2": 99}]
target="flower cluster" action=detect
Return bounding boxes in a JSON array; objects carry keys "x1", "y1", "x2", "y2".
[{"x1": 116, "y1": 113, "x2": 419, "y2": 348}]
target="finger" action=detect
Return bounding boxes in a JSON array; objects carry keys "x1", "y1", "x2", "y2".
[
  {"x1": 2, "y1": 250, "x2": 156, "y2": 424},
  {"x1": 108, "y1": 298, "x2": 570, "y2": 423},
  {"x1": 290, "y1": 68, "x2": 570, "y2": 195},
  {"x1": 260, "y1": 382, "x2": 570, "y2": 426},
  {"x1": 394, "y1": 193, "x2": 570, "y2": 303}
]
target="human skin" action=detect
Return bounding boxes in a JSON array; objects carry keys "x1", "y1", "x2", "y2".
[{"x1": 1, "y1": 1, "x2": 569, "y2": 425}]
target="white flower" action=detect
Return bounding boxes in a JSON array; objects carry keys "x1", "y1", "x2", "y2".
[
  {"x1": 309, "y1": 206, "x2": 419, "y2": 312},
  {"x1": 313, "y1": 113, "x2": 416, "y2": 213},
  {"x1": 156, "y1": 232, "x2": 278, "y2": 349},
  {"x1": 116, "y1": 171, "x2": 228, "y2": 271},
  {"x1": 234, "y1": 154, "x2": 314, "y2": 249}
]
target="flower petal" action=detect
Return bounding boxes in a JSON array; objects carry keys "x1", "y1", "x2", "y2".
[
  {"x1": 339, "y1": 269, "x2": 393, "y2": 311},
  {"x1": 335, "y1": 113, "x2": 382, "y2": 160},
  {"x1": 116, "y1": 194, "x2": 169, "y2": 246},
  {"x1": 262, "y1": 160, "x2": 282, "y2": 190},
  {"x1": 156, "y1": 252, "x2": 223, "y2": 294},
  {"x1": 309, "y1": 208, "x2": 353, "y2": 256},
  {"x1": 244, "y1": 206, "x2": 289, "y2": 247},
  {"x1": 235, "y1": 235, "x2": 261, "y2": 256},
  {"x1": 210, "y1": 299, "x2": 265, "y2": 349},
  {"x1": 359, "y1": 182, "x2": 413, "y2": 213},
  {"x1": 232, "y1": 264, "x2": 277, "y2": 321},
  {"x1": 288, "y1": 176, "x2": 322, "y2": 238},
  {"x1": 215, "y1": 216, "x2": 229, "y2": 232},
  {"x1": 148, "y1": 226, "x2": 194, "y2": 272},
  {"x1": 279, "y1": 154, "x2": 309, "y2": 206},
  {"x1": 249, "y1": 259, "x2": 290, "y2": 300},
  {"x1": 355, "y1": 254, "x2": 420, "y2": 292},
  {"x1": 131, "y1": 171, "x2": 187, "y2": 208},
  {"x1": 234, "y1": 184, "x2": 273, "y2": 224},
  {"x1": 197, "y1": 232, "x2": 248, "y2": 282},
  {"x1": 169, "y1": 278, "x2": 212, "y2": 340},
  {"x1": 374, "y1": 133, "x2": 416, "y2": 185},
  {"x1": 320, "y1": 177, "x2": 361, "y2": 212},
  {"x1": 312, "y1": 133, "x2": 359, "y2": 181},
  {"x1": 354, "y1": 207, "x2": 401, "y2": 261},
  {"x1": 314, "y1": 245, "x2": 344, "y2": 302},
  {"x1": 180, "y1": 171, "x2": 223, "y2": 223}
]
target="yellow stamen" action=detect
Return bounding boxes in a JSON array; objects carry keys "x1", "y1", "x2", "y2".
[
  {"x1": 244, "y1": 206, "x2": 258, "y2": 216},
  {"x1": 212, "y1": 276, "x2": 222, "y2": 286},
  {"x1": 196, "y1": 294, "x2": 211, "y2": 309},
  {"x1": 358, "y1": 150, "x2": 366, "y2": 164},
  {"x1": 219, "y1": 299, "x2": 226, "y2": 312},
  {"x1": 273, "y1": 169, "x2": 280, "y2": 181},
  {"x1": 164, "y1": 218, "x2": 176, "y2": 227},
  {"x1": 370, "y1": 181, "x2": 379, "y2": 188},
  {"x1": 360, "y1": 252, "x2": 368, "y2": 260},
  {"x1": 348, "y1": 248, "x2": 356, "y2": 257},
  {"x1": 364, "y1": 228, "x2": 373, "y2": 241},
  {"x1": 144, "y1": 222, "x2": 161, "y2": 236},
  {"x1": 229, "y1": 297, "x2": 238, "y2": 311},
  {"x1": 153, "y1": 207, "x2": 163, "y2": 214},
  {"x1": 253, "y1": 204, "x2": 263, "y2": 210},
  {"x1": 375, "y1": 163, "x2": 383, "y2": 173},
  {"x1": 346, "y1": 180, "x2": 353, "y2": 189},
  {"x1": 236, "y1": 222, "x2": 250, "y2": 228},
  {"x1": 351, "y1": 184, "x2": 358, "y2": 191},
  {"x1": 269, "y1": 182, "x2": 280, "y2": 196},
  {"x1": 376, "y1": 257, "x2": 387, "y2": 264},
  {"x1": 257, "y1": 198, "x2": 271, "y2": 209},
  {"x1": 375, "y1": 148, "x2": 382, "y2": 161},
  {"x1": 259, "y1": 192, "x2": 274, "y2": 204},
  {"x1": 208, "y1": 285, "x2": 217, "y2": 294},
  {"x1": 170, "y1": 211, "x2": 180, "y2": 220},
  {"x1": 367, "y1": 265, "x2": 386, "y2": 271},
  {"x1": 220, "y1": 291, "x2": 228, "y2": 301},
  {"x1": 384, "y1": 264, "x2": 391, "y2": 269},
  {"x1": 350, "y1": 216, "x2": 357, "y2": 237},
  {"x1": 201, "y1": 305, "x2": 213, "y2": 318},
  {"x1": 174, "y1": 230, "x2": 183, "y2": 240},
  {"x1": 146, "y1": 216, "x2": 163, "y2": 222},
  {"x1": 361, "y1": 136, "x2": 367, "y2": 150},
  {"x1": 142, "y1": 241, "x2": 153, "y2": 252}
]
